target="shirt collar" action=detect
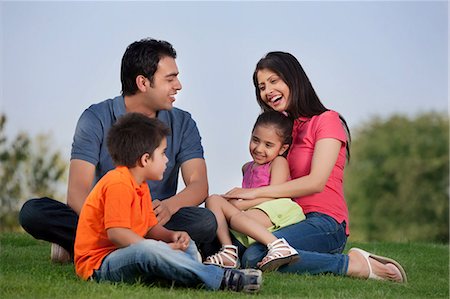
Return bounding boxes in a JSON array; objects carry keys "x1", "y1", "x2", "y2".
[
  {"x1": 115, "y1": 166, "x2": 147, "y2": 197},
  {"x1": 112, "y1": 95, "x2": 126, "y2": 119}
]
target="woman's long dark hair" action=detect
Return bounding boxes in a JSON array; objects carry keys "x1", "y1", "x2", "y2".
[{"x1": 253, "y1": 51, "x2": 351, "y2": 161}]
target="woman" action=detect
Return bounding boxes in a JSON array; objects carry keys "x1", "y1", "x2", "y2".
[{"x1": 224, "y1": 51, "x2": 407, "y2": 282}]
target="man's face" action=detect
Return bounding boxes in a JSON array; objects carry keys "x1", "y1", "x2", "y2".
[{"x1": 146, "y1": 56, "x2": 182, "y2": 111}]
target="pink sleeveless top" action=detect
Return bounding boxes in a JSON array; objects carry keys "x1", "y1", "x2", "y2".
[{"x1": 242, "y1": 161, "x2": 271, "y2": 188}]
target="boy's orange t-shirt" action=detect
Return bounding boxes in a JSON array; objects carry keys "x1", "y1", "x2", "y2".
[{"x1": 74, "y1": 166, "x2": 158, "y2": 280}]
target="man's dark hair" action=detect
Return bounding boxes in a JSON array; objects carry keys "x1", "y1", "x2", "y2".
[
  {"x1": 121, "y1": 38, "x2": 177, "y2": 96},
  {"x1": 107, "y1": 113, "x2": 170, "y2": 167}
]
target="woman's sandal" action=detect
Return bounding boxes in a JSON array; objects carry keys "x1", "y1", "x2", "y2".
[
  {"x1": 204, "y1": 245, "x2": 240, "y2": 269},
  {"x1": 258, "y1": 238, "x2": 299, "y2": 272},
  {"x1": 348, "y1": 247, "x2": 407, "y2": 283}
]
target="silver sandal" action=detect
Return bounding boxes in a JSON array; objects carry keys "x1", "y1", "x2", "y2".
[
  {"x1": 204, "y1": 245, "x2": 240, "y2": 269},
  {"x1": 258, "y1": 238, "x2": 299, "y2": 272}
]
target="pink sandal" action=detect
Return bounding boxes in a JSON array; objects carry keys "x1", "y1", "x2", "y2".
[
  {"x1": 258, "y1": 238, "x2": 299, "y2": 272},
  {"x1": 204, "y1": 245, "x2": 240, "y2": 269}
]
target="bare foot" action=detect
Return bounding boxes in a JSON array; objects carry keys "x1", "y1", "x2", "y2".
[{"x1": 347, "y1": 250, "x2": 403, "y2": 282}]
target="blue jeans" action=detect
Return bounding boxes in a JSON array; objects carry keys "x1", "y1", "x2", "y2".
[
  {"x1": 19, "y1": 197, "x2": 217, "y2": 257},
  {"x1": 93, "y1": 240, "x2": 225, "y2": 290},
  {"x1": 241, "y1": 212, "x2": 349, "y2": 275}
]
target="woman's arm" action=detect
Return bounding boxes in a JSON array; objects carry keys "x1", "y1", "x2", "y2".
[{"x1": 225, "y1": 138, "x2": 342, "y2": 200}]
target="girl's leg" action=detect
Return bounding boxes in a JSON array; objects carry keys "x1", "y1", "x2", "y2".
[
  {"x1": 242, "y1": 209, "x2": 273, "y2": 228},
  {"x1": 206, "y1": 195, "x2": 280, "y2": 246},
  {"x1": 205, "y1": 195, "x2": 234, "y2": 245},
  {"x1": 205, "y1": 195, "x2": 240, "y2": 267}
]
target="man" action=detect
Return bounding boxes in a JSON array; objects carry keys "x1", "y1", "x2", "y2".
[{"x1": 19, "y1": 38, "x2": 217, "y2": 262}]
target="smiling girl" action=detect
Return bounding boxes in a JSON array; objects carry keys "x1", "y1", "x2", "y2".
[{"x1": 204, "y1": 111, "x2": 304, "y2": 271}]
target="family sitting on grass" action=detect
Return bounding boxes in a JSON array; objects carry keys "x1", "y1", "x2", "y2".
[{"x1": 19, "y1": 38, "x2": 407, "y2": 294}]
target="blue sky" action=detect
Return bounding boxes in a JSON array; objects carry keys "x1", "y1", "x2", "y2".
[{"x1": 1, "y1": 1, "x2": 448, "y2": 194}]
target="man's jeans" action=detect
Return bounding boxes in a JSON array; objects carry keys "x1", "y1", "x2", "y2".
[
  {"x1": 93, "y1": 240, "x2": 224, "y2": 290},
  {"x1": 19, "y1": 197, "x2": 218, "y2": 257},
  {"x1": 242, "y1": 212, "x2": 349, "y2": 275}
]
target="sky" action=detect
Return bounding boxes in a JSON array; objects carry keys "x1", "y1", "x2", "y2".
[{"x1": 1, "y1": 1, "x2": 448, "y2": 196}]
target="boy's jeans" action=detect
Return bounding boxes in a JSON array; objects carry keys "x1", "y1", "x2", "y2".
[
  {"x1": 242, "y1": 212, "x2": 349, "y2": 275},
  {"x1": 93, "y1": 240, "x2": 225, "y2": 290}
]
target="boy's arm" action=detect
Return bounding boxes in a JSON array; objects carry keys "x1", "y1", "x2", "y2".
[
  {"x1": 107, "y1": 227, "x2": 145, "y2": 248},
  {"x1": 145, "y1": 224, "x2": 190, "y2": 251}
]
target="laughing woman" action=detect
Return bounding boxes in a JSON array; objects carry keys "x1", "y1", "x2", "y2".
[{"x1": 224, "y1": 51, "x2": 407, "y2": 283}]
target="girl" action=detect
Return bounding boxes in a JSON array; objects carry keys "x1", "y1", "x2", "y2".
[
  {"x1": 204, "y1": 111, "x2": 303, "y2": 271},
  {"x1": 224, "y1": 51, "x2": 407, "y2": 283}
]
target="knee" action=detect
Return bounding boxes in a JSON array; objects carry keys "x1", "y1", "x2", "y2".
[
  {"x1": 205, "y1": 194, "x2": 223, "y2": 209},
  {"x1": 18, "y1": 199, "x2": 41, "y2": 232}
]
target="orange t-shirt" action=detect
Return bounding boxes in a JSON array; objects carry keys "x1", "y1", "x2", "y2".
[{"x1": 74, "y1": 166, "x2": 158, "y2": 280}]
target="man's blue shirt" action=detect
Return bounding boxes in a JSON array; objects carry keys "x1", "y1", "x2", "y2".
[{"x1": 71, "y1": 95, "x2": 204, "y2": 200}]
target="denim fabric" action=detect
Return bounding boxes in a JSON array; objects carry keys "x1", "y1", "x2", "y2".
[
  {"x1": 19, "y1": 198, "x2": 217, "y2": 258},
  {"x1": 93, "y1": 240, "x2": 224, "y2": 290},
  {"x1": 241, "y1": 212, "x2": 349, "y2": 275}
]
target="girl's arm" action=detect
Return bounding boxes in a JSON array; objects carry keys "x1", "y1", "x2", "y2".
[{"x1": 225, "y1": 138, "x2": 342, "y2": 200}]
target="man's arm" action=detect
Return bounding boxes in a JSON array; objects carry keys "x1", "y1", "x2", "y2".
[
  {"x1": 66, "y1": 159, "x2": 95, "y2": 215},
  {"x1": 152, "y1": 158, "x2": 208, "y2": 225}
]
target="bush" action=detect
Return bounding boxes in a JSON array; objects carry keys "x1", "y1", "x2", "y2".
[{"x1": 345, "y1": 112, "x2": 449, "y2": 243}]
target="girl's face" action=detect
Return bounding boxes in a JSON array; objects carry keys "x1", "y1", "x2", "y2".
[
  {"x1": 249, "y1": 124, "x2": 289, "y2": 165},
  {"x1": 256, "y1": 68, "x2": 290, "y2": 112}
]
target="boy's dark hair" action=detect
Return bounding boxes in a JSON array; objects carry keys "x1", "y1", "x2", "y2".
[
  {"x1": 253, "y1": 111, "x2": 293, "y2": 157},
  {"x1": 121, "y1": 38, "x2": 177, "y2": 96},
  {"x1": 107, "y1": 113, "x2": 170, "y2": 167}
]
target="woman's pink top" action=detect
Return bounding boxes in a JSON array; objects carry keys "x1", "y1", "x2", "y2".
[
  {"x1": 287, "y1": 110, "x2": 350, "y2": 235},
  {"x1": 242, "y1": 161, "x2": 271, "y2": 188}
]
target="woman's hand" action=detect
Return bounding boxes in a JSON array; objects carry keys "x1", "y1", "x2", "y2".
[{"x1": 223, "y1": 187, "x2": 258, "y2": 200}]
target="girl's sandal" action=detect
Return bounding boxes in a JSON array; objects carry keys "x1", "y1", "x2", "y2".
[
  {"x1": 203, "y1": 245, "x2": 240, "y2": 269},
  {"x1": 258, "y1": 238, "x2": 299, "y2": 272}
]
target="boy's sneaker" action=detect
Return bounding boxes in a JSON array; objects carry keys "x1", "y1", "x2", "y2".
[
  {"x1": 50, "y1": 243, "x2": 72, "y2": 264},
  {"x1": 221, "y1": 268, "x2": 262, "y2": 293}
]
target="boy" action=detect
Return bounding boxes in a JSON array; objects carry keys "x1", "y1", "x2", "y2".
[{"x1": 74, "y1": 113, "x2": 262, "y2": 293}]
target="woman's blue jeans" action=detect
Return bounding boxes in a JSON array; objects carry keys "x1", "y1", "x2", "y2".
[
  {"x1": 241, "y1": 212, "x2": 349, "y2": 275},
  {"x1": 93, "y1": 240, "x2": 224, "y2": 290}
]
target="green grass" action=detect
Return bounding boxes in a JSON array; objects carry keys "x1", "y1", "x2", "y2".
[{"x1": 1, "y1": 233, "x2": 448, "y2": 298}]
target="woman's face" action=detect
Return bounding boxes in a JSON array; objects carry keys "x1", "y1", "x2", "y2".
[{"x1": 256, "y1": 68, "x2": 290, "y2": 112}]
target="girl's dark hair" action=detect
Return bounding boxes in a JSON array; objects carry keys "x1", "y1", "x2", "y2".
[
  {"x1": 121, "y1": 38, "x2": 177, "y2": 96},
  {"x1": 253, "y1": 111, "x2": 293, "y2": 157},
  {"x1": 253, "y1": 51, "x2": 351, "y2": 161},
  {"x1": 107, "y1": 113, "x2": 170, "y2": 167}
]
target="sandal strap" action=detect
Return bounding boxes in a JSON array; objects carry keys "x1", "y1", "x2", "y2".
[
  {"x1": 205, "y1": 245, "x2": 239, "y2": 268},
  {"x1": 263, "y1": 238, "x2": 298, "y2": 263}
]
